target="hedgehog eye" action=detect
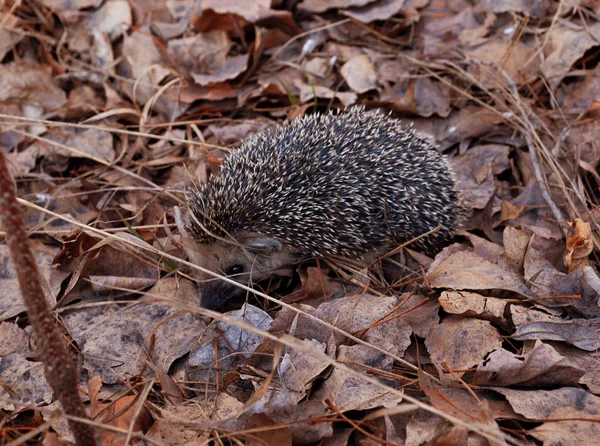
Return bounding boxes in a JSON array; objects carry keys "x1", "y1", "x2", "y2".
[{"x1": 226, "y1": 264, "x2": 244, "y2": 276}]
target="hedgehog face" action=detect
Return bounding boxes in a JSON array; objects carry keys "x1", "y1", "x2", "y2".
[{"x1": 178, "y1": 224, "x2": 297, "y2": 310}]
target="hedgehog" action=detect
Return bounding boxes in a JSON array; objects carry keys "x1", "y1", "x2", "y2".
[{"x1": 176, "y1": 107, "x2": 466, "y2": 310}]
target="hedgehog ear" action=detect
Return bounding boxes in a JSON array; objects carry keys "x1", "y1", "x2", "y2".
[{"x1": 245, "y1": 237, "x2": 284, "y2": 254}]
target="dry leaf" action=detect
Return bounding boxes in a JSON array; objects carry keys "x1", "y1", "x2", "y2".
[
  {"x1": 428, "y1": 250, "x2": 535, "y2": 298},
  {"x1": 340, "y1": 55, "x2": 377, "y2": 93},
  {"x1": 186, "y1": 304, "x2": 273, "y2": 385},
  {"x1": 564, "y1": 218, "x2": 593, "y2": 272},
  {"x1": 425, "y1": 316, "x2": 502, "y2": 383},
  {"x1": 541, "y1": 22, "x2": 600, "y2": 89},
  {"x1": 473, "y1": 340, "x2": 584, "y2": 387}
]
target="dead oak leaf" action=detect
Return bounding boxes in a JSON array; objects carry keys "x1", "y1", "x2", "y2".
[
  {"x1": 0, "y1": 12, "x2": 23, "y2": 60},
  {"x1": 564, "y1": 218, "x2": 593, "y2": 272},
  {"x1": 524, "y1": 244, "x2": 600, "y2": 319},
  {"x1": 0, "y1": 354, "x2": 52, "y2": 411},
  {"x1": 82, "y1": 0, "x2": 131, "y2": 39},
  {"x1": 428, "y1": 250, "x2": 535, "y2": 298},
  {"x1": 119, "y1": 32, "x2": 170, "y2": 105},
  {"x1": 532, "y1": 405, "x2": 600, "y2": 446},
  {"x1": 168, "y1": 30, "x2": 248, "y2": 86},
  {"x1": 552, "y1": 343, "x2": 600, "y2": 395},
  {"x1": 146, "y1": 394, "x2": 245, "y2": 443},
  {"x1": 512, "y1": 318, "x2": 600, "y2": 351},
  {"x1": 492, "y1": 387, "x2": 600, "y2": 421},
  {"x1": 501, "y1": 226, "x2": 531, "y2": 273},
  {"x1": 245, "y1": 413, "x2": 292, "y2": 446},
  {"x1": 448, "y1": 144, "x2": 510, "y2": 210},
  {"x1": 425, "y1": 316, "x2": 502, "y2": 384},
  {"x1": 262, "y1": 400, "x2": 333, "y2": 444},
  {"x1": 41, "y1": 0, "x2": 103, "y2": 13},
  {"x1": 65, "y1": 278, "x2": 206, "y2": 384},
  {"x1": 439, "y1": 291, "x2": 508, "y2": 327},
  {"x1": 8, "y1": 128, "x2": 114, "y2": 177},
  {"x1": 385, "y1": 77, "x2": 451, "y2": 118},
  {"x1": 473, "y1": 340, "x2": 584, "y2": 387},
  {"x1": 342, "y1": 0, "x2": 409, "y2": 23},
  {"x1": 89, "y1": 376, "x2": 152, "y2": 444},
  {"x1": 420, "y1": 372, "x2": 508, "y2": 434},
  {"x1": 194, "y1": 0, "x2": 271, "y2": 22},
  {"x1": 0, "y1": 322, "x2": 28, "y2": 357},
  {"x1": 0, "y1": 62, "x2": 66, "y2": 110},
  {"x1": 186, "y1": 303, "x2": 272, "y2": 386},
  {"x1": 298, "y1": 0, "x2": 374, "y2": 14},
  {"x1": 278, "y1": 339, "x2": 330, "y2": 394},
  {"x1": 480, "y1": 0, "x2": 551, "y2": 18},
  {"x1": 293, "y1": 79, "x2": 357, "y2": 106},
  {"x1": 0, "y1": 242, "x2": 65, "y2": 321},
  {"x1": 559, "y1": 65, "x2": 600, "y2": 115},
  {"x1": 466, "y1": 39, "x2": 540, "y2": 88},
  {"x1": 340, "y1": 55, "x2": 377, "y2": 93},
  {"x1": 313, "y1": 343, "x2": 404, "y2": 412},
  {"x1": 541, "y1": 21, "x2": 600, "y2": 89}
]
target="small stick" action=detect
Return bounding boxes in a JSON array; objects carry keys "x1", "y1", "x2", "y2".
[
  {"x1": 526, "y1": 135, "x2": 568, "y2": 237},
  {"x1": 0, "y1": 154, "x2": 97, "y2": 445}
]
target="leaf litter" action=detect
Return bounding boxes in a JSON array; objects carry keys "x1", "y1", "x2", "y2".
[{"x1": 1, "y1": 0, "x2": 600, "y2": 445}]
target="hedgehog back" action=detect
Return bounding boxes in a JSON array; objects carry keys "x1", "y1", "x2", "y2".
[{"x1": 188, "y1": 108, "x2": 461, "y2": 257}]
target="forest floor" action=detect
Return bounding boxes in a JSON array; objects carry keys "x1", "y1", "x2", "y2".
[{"x1": 2, "y1": 0, "x2": 600, "y2": 445}]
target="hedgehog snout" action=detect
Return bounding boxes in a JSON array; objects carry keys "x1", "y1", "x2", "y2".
[{"x1": 198, "y1": 280, "x2": 246, "y2": 311}]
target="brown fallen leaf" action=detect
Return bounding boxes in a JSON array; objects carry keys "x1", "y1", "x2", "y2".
[
  {"x1": 473, "y1": 340, "x2": 584, "y2": 387},
  {"x1": 293, "y1": 79, "x2": 358, "y2": 106},
  {"x1": 532, "y1": 406, "x2": 600, "y2": 446},
  {"x1": 0, "y1": 352, "x2": 52, "y2": 411},
  {"x1": 313, "y1": 342, "x2": 405, "y2": 411},
  {"x1": 245, "y1": 413, "x2": 292, "y2": 446},
  {"x1": 82, "y1": 0, "x2": 131, "y2": 39},
  {"x1": 282, "y1": 266, "x2": 346, "y2": 307},
  {"x1": 89, "y1": 376, "x2": 152, "y2": 445},
  {"x1": 501, "y1": 226, "x2": 531, "y2": 272},
  {"x1": 428, "y1": 250, "x2": 535, "y2": 298},
  {"x1": 438, "y1": 291, "x2": 508, "y2": 327},
  {"x1": 425, "y1": 316, "x2": 502, "y2": 384},
  {"x1": 541, "y1": 22, "x2": 600, "y2": 89},
  {"x1": 278, "y1": 338, "x2": 330, "y2": 394},
  {"x1": 194, "y1": 0, "x2": 272, "y2": 22},
  {"x1": 449, "y1": 144, "x2": 510, "y2": 210},
  {"x1": 564, "y1": 218, "x2": 593, "y2": 272},
  {"x1": 0, "y1": 12, "x2": 23, "y2": 60},
  {"x1": 146, "y1": 394, "x2": 244, "y2": 444},
  {"x1": 8, "y1": 127, "x2": 115, "y2": 177},
  {"x1": 168, "y1": 31, "x2": 249, "y2": 86},
  {"x1": 186, "y1": 303, "x2": 272, "y2": 386},
  {"x1": 65, "y1": 278, "x2": 206, "y2": 384},
  {"x1": 481, "y1": 0, "x2": 550, "y2": 18},
  {"x1": 492, "y1": 386, "x2": 600, "y2": 421},
  {"x1": 551, "y1": 342, "x2": 600, "y2": 395},
  {"x1": 118, "y1": 32, "x2": 170, "y2": 107},
  {"x1": 560, "y1": 65, "x2": 600, "y2": 115},
  {"x1": 340, "y1": 55, "x2": 377, "y2": 94},
  {"x1": 298, "y1": 0, "x2": 374, "y2": 14},
  {"x1": 0, "y1": 242, "x2": 65, "y2": 321},
  {"x1": 0, "y1": 62, "x2": 66, "y2": 110},
  {"x1": 385, "y1": 77, "x2": 452, "y2": 118},
  {"x1": 524, "y1": 244, "x2": 600, "y2": 318},
  {"x1": 264, "y1": 400, "x2": 333, "y2": 444},
  {"x1": 343, "y1": 0, "x2": 413, "y2": 23},
  {"x1": 512, "y1": 317, "x2": 600, "y2": 351},
  {"x1": 466, "y1": 38, "x2": 540, "y2": 88},
  {"x1": 497, "y1": 200, "x2": 526, "y2": 226},
  {"x1": 420, "y1": 371, "x2": 504, "y2": 431}
]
